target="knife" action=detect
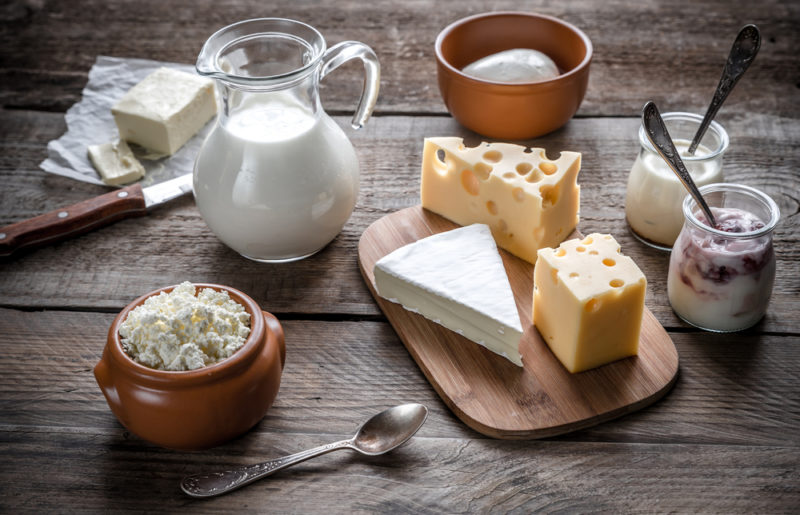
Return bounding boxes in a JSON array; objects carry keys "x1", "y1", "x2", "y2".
[{"x1": 0, "y1": 173, "x2": 193, "y2": 258}]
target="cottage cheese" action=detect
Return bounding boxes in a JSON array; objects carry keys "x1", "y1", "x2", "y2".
[{"x1": 119, "y1": 282, "x2": 251, "y2": 371}]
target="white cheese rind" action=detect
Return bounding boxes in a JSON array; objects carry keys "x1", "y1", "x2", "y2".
[
  {"x1": 87, "y1": 140, "x2": 145, "y2": 185},
  {"x1": 374, "y1": 224, "x2": 523, "y2": 366},
  {"x1": 111, "y1": 67, "x2": 216, "y2": 155}
]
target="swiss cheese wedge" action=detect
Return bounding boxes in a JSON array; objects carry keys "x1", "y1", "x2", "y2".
[{"x1": 421, "y1": 137, "x2": 581, "y2": 264}]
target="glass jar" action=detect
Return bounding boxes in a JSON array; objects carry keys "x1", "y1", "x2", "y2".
[
  {"x1": 667, "y1": 183, "x2": 779, "y2": 332},
  {"x1": 625, "y1": 112, "x2": 729, "y2": 250}
]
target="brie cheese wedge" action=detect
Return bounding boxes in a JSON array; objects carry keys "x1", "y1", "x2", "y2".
[{"x1": 374, "y1": 223, "x2": 524, "y2": 366}]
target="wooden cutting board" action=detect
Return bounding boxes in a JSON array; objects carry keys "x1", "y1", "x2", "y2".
[{"x1": 358, "y1": 206, "x2": 679, "y2": 439}]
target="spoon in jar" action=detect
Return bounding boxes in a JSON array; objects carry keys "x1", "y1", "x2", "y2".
[
  {"x1": 180, "y1": 403, "x2": 428, "y2": 498},
  {"x1": 642, "y1": 101, "x2": 717, "y2": 228},
  {"x1": 687, "y1": 24, "x2": 760, "y2": 155}
]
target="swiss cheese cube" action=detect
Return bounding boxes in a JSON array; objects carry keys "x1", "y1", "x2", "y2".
[
  {"x1": 533, "y1": 233, "x2": 646, "y2": 373},
  {"x1": 421, "y1": 137, "x2": 581, "y2": 264},
  {"x1": 112, "y1": 67, "x2": 216, "y2": 156}
]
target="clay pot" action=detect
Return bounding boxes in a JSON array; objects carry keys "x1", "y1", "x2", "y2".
[
  {"x1": 435, "y1": 12, "x2": 592, "y2": 140},
  {"x1": 94, "y1": 284, "x2": 285, "y2": 450}
]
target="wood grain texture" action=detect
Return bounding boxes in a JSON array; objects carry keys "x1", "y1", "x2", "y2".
[
  {"x1": 1, "y1": 0, "x2": 799, "y2": 510},
  {"x1": 0, "y1": 182, "x2": 147, "y2": 257},
  {"x1": 1, "y1": 112, "x2": 797, "y2": 333},
  {"x1": 1, "y1": 0, "x2": 798, "y2": 117},
  {"x1": 358, "y1": 206, "x2": 678, "y2": 439},
  {"x1": 1, "y1": 308, "x2": 797, "y2": 446},
  {"x1": 0, "y1": 308, "x2": 798, "y2": 512}
]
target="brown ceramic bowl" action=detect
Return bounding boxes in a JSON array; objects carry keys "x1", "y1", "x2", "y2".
[
  {"x1": 94, "y1": 284, "x2": 285, "y2": 450},
  {"x1": 435, "y1": 12, "x2": 592, "y2": 139}
]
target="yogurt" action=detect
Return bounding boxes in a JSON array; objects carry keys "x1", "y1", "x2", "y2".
[
  {"x1": 625, "y1": 112, "x2": 729, "y2": 249},
  {"x1": 667, "y1": 184, "x2": 779, "y2": 332},
  {"x1": 462, "y1": 48, "x2": 559, "y2": 83}
]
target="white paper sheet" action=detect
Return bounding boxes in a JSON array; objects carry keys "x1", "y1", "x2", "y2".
[{"x1": 39, "y1": 55, "x2": 215, "y2": 187}]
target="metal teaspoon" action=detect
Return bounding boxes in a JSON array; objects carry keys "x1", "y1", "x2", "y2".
[
  {"x1": 180, "y1": 403, "x2": 428, "y2": 498},
  {"x1": 642, "y1": 101, "x2": 717, "y2": 228},
  {"x1": 687, "y1": 24, "x2": 760, "y2": 155}
]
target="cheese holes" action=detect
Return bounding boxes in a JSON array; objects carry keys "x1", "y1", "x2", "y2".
[
  {"x1": 525, "y1": 168, "x2": 543, "y2": 183},
  {"x1": 516, "y1": 162, "x2": 532, "y2": 175},
  {"x1": 512, "y1": 187, "x2": 526, "y2": 203},
  {"x1": 589, "y1": 250, "x2": 599, "y2": 255},
  {"x1": 483, "y1": 150, "x2": 502, "y2": 163},
  {"x1": 539, "y1": 185, "x2": 558, "y2": 208},
  {"x1": 539, "y1": 162, "x2": 558, "y2": 175},
  {"x1": 486, "y1": 200, "x2": 498, "y2": 215},
  {"x1": 503, "y1": 172, "x2": 516, "y2": 179},
  {"x1": 585, "y1": 298, "x2": 600, "y2": 312},
  {"x1": 609, "y1": 279, "x2": 624, "y2": 288},
  {"x1": 576, "y1": 246, "x2": 586, "y2": 252},
  {"x1": 555, "y1": 248, "x2": 567, "y2": 257},
  {"x1": 569, "y1": 272, "x2": 579, "y2": 278},
  {"x1": 550, "y1": 268, "x2": 558, "y2": 284},
  {"x1": 603, "y1": 258, "x2": 616, "y2": 267},
  {"x1": 474, "y1": 162, "x2": 492, "y2": 180},
  {"x1": 461, "y1": 169, "x2": 480, "y2": 196},
  {"x1": 433, "y1": 149, "x2": 448, "y2": 175},
  {"x1": 582, "y1": 236, "x2": 593, "y2": 245}
]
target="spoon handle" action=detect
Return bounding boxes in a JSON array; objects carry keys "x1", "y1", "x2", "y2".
[
  {"x1": 181, "y1": 439, "x2": 353, "y2": 498},
  {"x1": 688, "y1": 24, "x2": 760, "y2": 155},
  {"x1": 642, "y1": 101, "x2": 717, "y2": 228}
]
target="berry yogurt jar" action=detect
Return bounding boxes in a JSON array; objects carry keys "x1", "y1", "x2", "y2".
[{"x1": 668, "y1": 183, "x2": 780, "y2": 332}]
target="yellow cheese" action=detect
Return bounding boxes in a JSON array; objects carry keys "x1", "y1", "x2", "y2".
[
  {"x1": 420, "y1": 137, "x2": 581, "y2": 263},
  {"x1": 533, "y1": 233, "x2": 646, "y2": 373}
]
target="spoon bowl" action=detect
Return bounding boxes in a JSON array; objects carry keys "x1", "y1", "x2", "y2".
[
  {"x1": 181, "y1": 403, "x2": 428, "y2": 498},
  {"x1": 352, "y1": 402, "x2": 429, "y2": 455}
]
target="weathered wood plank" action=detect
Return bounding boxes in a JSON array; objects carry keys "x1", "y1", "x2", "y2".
[
  {"x1": 0, "y1": 0, "x2": 798, "y2": 117},
  {"x1": 1, "y1": 309, "x2": 798, "y2": 447},
  {"x1": 1, "y1": 112, "x2": 798, "y2": 332},
  {"x1": 1, "y1": 430, "x2": 797, "y2": 513}
]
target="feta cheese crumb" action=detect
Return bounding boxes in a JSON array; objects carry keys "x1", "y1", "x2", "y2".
[{"x1": 119, "y1": 282, "x2": 251, "y2": 371}]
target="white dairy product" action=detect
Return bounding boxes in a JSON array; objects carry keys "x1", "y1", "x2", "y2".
[
  {"x1": 119, "y1": 282, "x2": 251, "y2": 371},
  {"x1": 112, "y1": 67, "x2": 216, "y2": 155},
  {"x1": 87, "y1": 140, "x2": 145, "y2": 185},
  {"x1": 668, "y1": 207, "x2": 775, "y2": 332},
  {"x1": 374, "y1": 224, "x2": 524, "y2": 366},
  {"x1": 625, "y1": 139, "x2": 722, "y2": 247},
  {"x1": 193, "y1": 92, "x2": 359, "y2": 261},
  {"x1": 462, "y1": 49, "x2": 559, "y2": 83}
]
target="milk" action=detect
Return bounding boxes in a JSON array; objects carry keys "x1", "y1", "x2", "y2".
[
  {"x1": 194, "y1": 93, "x2": 359, "y2": 262},
  {"x1": 625, "y1": 139, "x2": 722, "y2": 247}
]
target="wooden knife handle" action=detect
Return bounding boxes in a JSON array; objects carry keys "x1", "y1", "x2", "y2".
[{"x1": 0, "y1": 183, "x2": 148, "y2": 258}]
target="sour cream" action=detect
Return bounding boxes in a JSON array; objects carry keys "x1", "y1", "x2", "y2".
[{"x1": 462, "y1": 49, "x2": 559, "y2": 83}]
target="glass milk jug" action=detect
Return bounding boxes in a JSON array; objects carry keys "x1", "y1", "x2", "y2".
[{"x1": 194, "y1": 18, "x2": 379, "y2": 262}]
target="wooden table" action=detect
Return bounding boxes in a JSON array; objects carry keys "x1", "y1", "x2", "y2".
[{"x1": 1, "y1": 1, "x2": 798, "y2": 512}]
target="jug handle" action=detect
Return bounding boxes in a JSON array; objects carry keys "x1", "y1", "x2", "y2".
[{"x1": 319, "y1": 41, "x2": 380, "y2": 130}]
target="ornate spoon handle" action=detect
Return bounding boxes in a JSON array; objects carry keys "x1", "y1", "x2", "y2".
[
  {"x1": 642, "y1": 101, "x2": 717, "y2": 228},
  {"x1": 687, "y1": 24, "x2": 760, "y2": 155},
  {"x1": 180, "y1": 439, "x2": 353, "y2": 498}
]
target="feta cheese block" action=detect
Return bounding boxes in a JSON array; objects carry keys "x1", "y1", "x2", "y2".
[
  {"x1": 421, "y1": 137, "x2": 581, "y2": 264},
  {"x1": 374, "y1": 223, "x2": 524, "y2": 366},
  {"x1": 533, "y1": 233, "x2": 646, "y2": 373},
  {"x1": 111, "y1": 67, "x2": 216, "y2": 156},
  {"x1": 87, "y1": 139, "x2": 145, "y2": 185}
]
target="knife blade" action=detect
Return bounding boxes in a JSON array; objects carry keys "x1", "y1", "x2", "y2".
[{"x1": 0, "y1": 173, "x2": 193, "y2": 258}]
